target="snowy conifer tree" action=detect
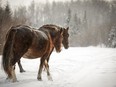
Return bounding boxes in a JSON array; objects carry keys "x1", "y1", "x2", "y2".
[{"x1": 108, "y1": 26, "x2": 116, "y2": 48}]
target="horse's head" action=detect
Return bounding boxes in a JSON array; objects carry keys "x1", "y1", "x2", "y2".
[
  {"x1": 54, "y1": 29, "x2": 63, "y2": 53},
  {"x1": 39, "y1": 24, "x2": 69, "y2": 52},
  {"x1": 62, "y1": 27, "x2": 69, "y2": 49}
]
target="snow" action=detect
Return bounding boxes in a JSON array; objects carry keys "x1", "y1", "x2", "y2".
[{"x1": 0, "y1": 47, "x2": 116, "y2": 87}]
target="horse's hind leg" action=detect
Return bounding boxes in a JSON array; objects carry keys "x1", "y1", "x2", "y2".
[
  {"x1": 18, "y1": 60, "x2": 25, "y2": 73},
  {"x1": 37, "y1": 54, "x2": 48, "y2": 81},
  {"x1": 6, "y1": 65, "x2": 17, "y2": 82},
  {"x1": 37, "y1": 57, "x2": 45, "y2": 81},
  {"x1": 11, "y1": 65, "x2": 18, "y2": 82}
]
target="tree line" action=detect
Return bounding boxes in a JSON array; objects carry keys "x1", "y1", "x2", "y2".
[{"x1": 0, "y1": 0, "x2": 116, "y2": 53}]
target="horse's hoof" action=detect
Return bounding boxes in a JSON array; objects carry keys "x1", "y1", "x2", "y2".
[
  {"x1": 6, "y1": 78, "x2": 18, "y2": 83},
  {"x1": 20, "y1": 70, "x2": 26, "y2": 73},
  {"x1": 5, "y1": 77, "x2": 12, "y2": 82},
  {"x1": 37, "y1": 77, "x2": 42, "y2": 81},
  {"x1": 12, "y1": 79, "x2": 18, "y2": 83}
]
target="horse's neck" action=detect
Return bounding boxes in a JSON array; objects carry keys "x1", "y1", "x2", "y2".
[{"x1": 40, "y1": 29, "x2": 55, "y2": 39}]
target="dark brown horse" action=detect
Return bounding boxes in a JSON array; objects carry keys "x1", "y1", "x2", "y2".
[
  {"x1": 18, "y1": 24, "x2": 69, "y2": 73},
  {"x1": 2, "y1": 24, "x2": 69, "y2": 82}
]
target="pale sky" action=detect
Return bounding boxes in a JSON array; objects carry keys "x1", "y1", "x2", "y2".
[
  {"x1": 3, "y1": 0, "x2": 71, "y2": 8},
  {"x1": 2, "y1": 0, "x2": 111, "y2": 9}
]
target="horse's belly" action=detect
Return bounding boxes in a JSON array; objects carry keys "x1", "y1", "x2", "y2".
[
  {"x1": 23, "y1": 32, "x2": 49, "y2": 59},
  {"x1": 23, "y1": 49, "x2": 44, "y2": 59}
]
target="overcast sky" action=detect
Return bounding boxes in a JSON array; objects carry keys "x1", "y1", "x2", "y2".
[
  {"x1": 2, "y1": 0, "x2": 111, "y2": 9},
  {"x1": 2, "y1": 0, "x2": 71, "y2": 8}
]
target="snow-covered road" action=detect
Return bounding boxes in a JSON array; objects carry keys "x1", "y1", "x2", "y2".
[{"x1": 0, "y1": 47, "x2": 116, "y2": 87}]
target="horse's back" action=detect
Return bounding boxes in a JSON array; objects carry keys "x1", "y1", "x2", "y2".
[{"x1": 10, "y1": 25, "x2": 34, "y2": 59}]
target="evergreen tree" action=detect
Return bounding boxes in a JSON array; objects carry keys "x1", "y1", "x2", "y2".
[
  {"x1": 4, "y1": 2, "x2": 12, "y2": 22},
  {"x1": 13, "y1": 6, "x2": 27, "y2": 25},
  {"x1": 108, "y1": 26, "x2": 116, "y2": 48},
  {"x1": 110, "y1": 2, "x2": 116, "y2": 27},
  {"x1": 0, "y1": 2, "x2": 12, "y2": 54},
  {"x1": 28, "y1": 0, "x2": 36, "y2": 26},
  {"x1": 0, "y1": 5, "x2": 3, "y2": 53},
  {"x1": 66, "y1": 8, "x2": 71, "y2": 27}
]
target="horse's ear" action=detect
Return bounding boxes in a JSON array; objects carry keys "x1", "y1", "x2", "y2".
[
  {"x1": 60, "y1": 28, "x2": 63, "y2": 35},
  {"x1": 66, "y1": 27, "x2": 69, "y2": 30}
]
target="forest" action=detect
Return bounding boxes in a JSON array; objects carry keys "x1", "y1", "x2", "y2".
[{"x1": 0, "y1": 0, "x2": 116, "y2": 54}]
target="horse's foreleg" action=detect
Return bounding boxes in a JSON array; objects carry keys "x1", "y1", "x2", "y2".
[
  {"x1": 43, "y1": 48, "x2": 54, "y2": 71},
  {"x1": 44, "y1": 60, "x2": 52, "y2": 81},
  {"x1": 47, "y1": 47, "x2": 54, "y2": 62},
  {"x1": 18, "y1": 60, "x2": 25, "y2": 73}
]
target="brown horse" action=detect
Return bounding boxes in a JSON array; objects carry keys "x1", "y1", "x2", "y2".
[
  {"x1": 2, "y1": 24, "x2": 68, "y2": 82},
  {"x1": 18, "y1": 24, "x2": 69, "y2": 73}
]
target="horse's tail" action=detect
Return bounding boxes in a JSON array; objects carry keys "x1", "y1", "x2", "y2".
[{"x1": 2, "y1": 28, "x2": 16, "y2": 77}]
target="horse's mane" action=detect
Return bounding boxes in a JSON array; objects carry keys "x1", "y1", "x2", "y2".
[
  {"x1": 39, "y1": 24, "x2": 62, "y2": 39},
  {"x1": 40, "y1": 24, "x2": 62, "y2": 31}
]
